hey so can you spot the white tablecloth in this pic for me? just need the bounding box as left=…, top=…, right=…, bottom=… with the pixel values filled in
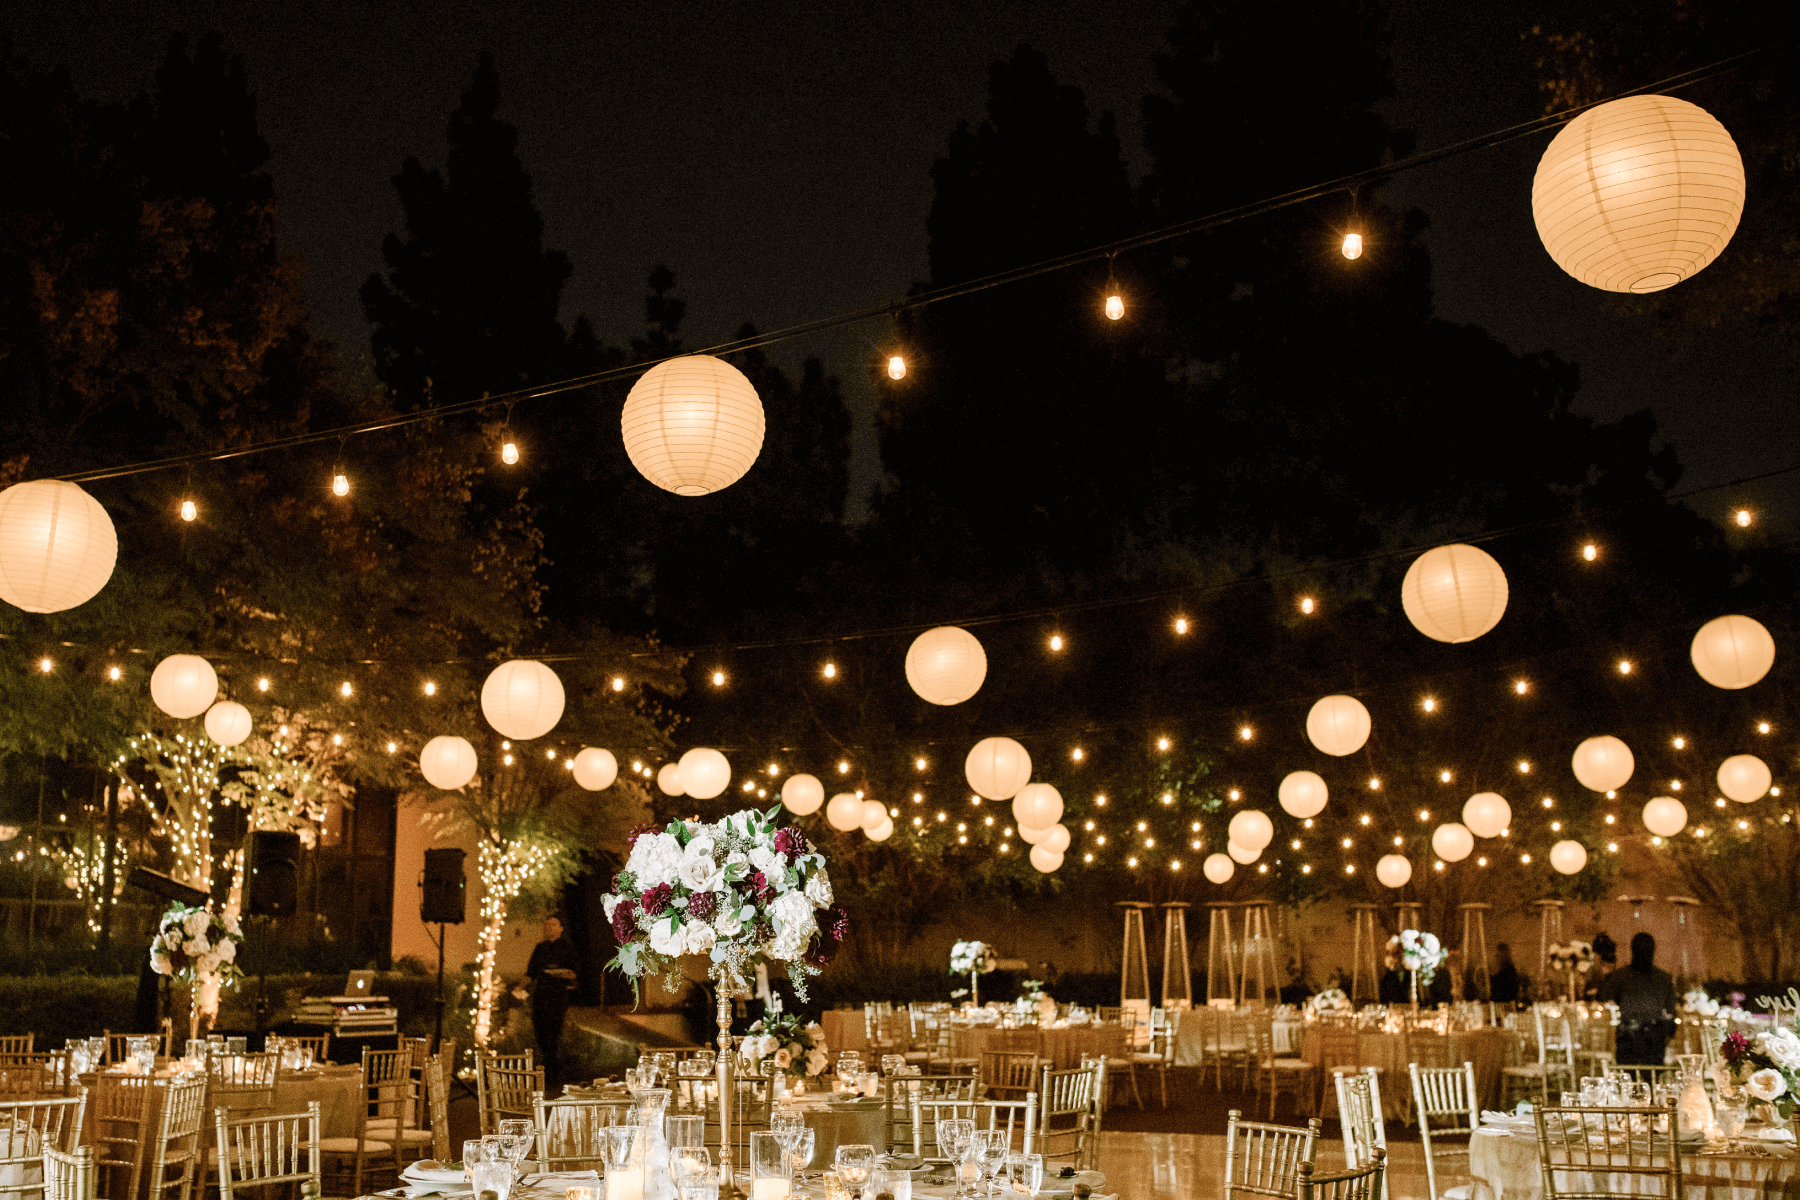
left=1469, top=1123, right=1800, bottom=1200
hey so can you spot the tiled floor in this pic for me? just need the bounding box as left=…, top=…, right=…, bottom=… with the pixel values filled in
left=1097, top=1132, right=1441, bottom=1200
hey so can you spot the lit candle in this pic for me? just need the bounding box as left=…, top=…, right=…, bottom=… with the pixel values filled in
left=751, top=1180, right=791, bottom=1200
left=606, top=1168, right=644, bottom=1200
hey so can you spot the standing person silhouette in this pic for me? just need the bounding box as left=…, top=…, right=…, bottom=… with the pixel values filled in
left=1599, top=932, right=1678, bottom=1067
left=525, top=915, right=578, bottom=1095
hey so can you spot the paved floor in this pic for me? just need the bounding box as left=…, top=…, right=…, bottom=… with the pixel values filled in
left=1098, top=1132, right=1438, bottom=1200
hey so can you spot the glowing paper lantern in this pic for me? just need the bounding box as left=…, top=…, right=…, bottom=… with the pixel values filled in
left=1549, top=840, right=1588, bottom=875
left=1375, top=855, right=1412, bottom=889
left=1012, top=783, right=1064, bottom=831
left=150, top=655, right=218, bottom=719
left=860, top=799, right=888, bottom=834
left=419, top=736, right=478, bottom=790
left=1718, top=754, right=1771, bottom=803
left=1401, top=544, right=1508, bottom=644
left=1643, top=796, right=1688, bottom=837
left=620, top=355, right=765, bottom=495
left=1463, top=793, right=1511, bottom=839
left=1278, top=771, right=1329, bottom=819
left=677, top=747, right=731, bottom=800
left=1533, top=95, right=1745, bottom=294
left=781, top=773, right=824, bottom=815
left=825, top=793, right=864, bottom=831
left=480, top=660, right=565, bottom=740
left=1203, top=853, right=1234, bottom=884
left=905, top=626, right=988, bottom=706
left=1017, top=823, right=1049, bottom=845
left=1029, top=844, right=1064, bottom=873
left=866, top=816, right=894, bottom=842
left=572, top=748, right=618, bottom=791
left=1690, top=615, right=1775, bottom=690
left=1431, top=823, right=1475, bottom=863
left=1228, top=809, right=1273, bottom=851
left=966, top=737, right=1032, bottom=800
left=1040, top=824, right=1071, bottom=854
left=203, top=701, right=252, bottom=747
left=657, top=764, right=685, bottom=796
left=1306, top=695, right=1371, bottom=757
left=1571, top=736, right=1635, bottom=793
left=1227, top=841, right=1260, bottom=865
left=0, top=480, right=117, bottom=613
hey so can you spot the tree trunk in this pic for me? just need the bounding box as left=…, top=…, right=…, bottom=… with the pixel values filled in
left=473, top=901, right=508, bottom=1048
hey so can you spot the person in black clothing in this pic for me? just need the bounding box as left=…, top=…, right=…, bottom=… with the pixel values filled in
left=1490, top=943, right=1523, bottom=1005
left=1377, top=966, right=1410, bottom=1004
left=1586, top=933, right=1617, bottom=999
left=526, top=915, right=578, bottom=1095
left=1599, top=932, right=1679, bottom=1067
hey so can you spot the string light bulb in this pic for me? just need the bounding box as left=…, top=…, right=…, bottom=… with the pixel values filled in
left=501, top=441, right=520, bottom=465
left=612, top=677, right=626, bottom=692
left=1582, top=543, right=1597, bottom=561
left=1736, top=509, right=1753, bottom=527
left=108, top=666, right=122, bottom=681
left=1174, top=617, right=1189, bottom=635
left=711, top=670, right=726, bottom=686
left=1618, top=660, right=1633, bottom=675
left=1342, top=232, right=1363, bottom=260
left=1049, top=634, right=1064, bottom=652
left=339, top=681, right=353, bottom=698
left=886, top=355, right=906, bottom=380
left=822, top=662, right=837, bottom=679
left=38, top=657, right=53, bottom=673
left=1104, top=292, right=1124, bottom=321
left=1238, top=726, right=1253, bottom=741
left=179, top=499, right=197, bottom=522
left=332, top=472, right=349, bottom=497
left=423, top=681, right=436, bottom=696
left=1422, top=697, right=1437, bottom=712
left=1299, top=596, right=1316, bottom=615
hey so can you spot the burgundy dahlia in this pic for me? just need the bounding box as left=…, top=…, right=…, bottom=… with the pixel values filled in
left=625, top=822, right=662, bottom=850
left=826, top=906, right=850, bottom=942
left=748, top=871, right=776, bottom=906
left=773, top=827, right=808, bottom=862
left=610, top=899, right=638, bottom=942
left=641, top=882, right=674, bottom=917
left=1722, top=1031, right=1751, bottom=1063
left=687, top=891, right=717, bottom=921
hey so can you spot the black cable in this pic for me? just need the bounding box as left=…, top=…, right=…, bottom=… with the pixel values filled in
left=54, top=37, right=1796, bottom=486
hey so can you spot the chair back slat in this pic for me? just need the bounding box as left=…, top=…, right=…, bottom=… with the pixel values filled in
left=1298, top=1148, right=1385, bottom=1200
left=1533, top=1102, right=1682, bottom=1200
left=215, top=1101, right=321, bottom=1200
left=532, top=1094, right=635, bottom=1172
left=907, top=1097, right=1037, bottom=1158
left=1225, top=1109, right=1321, bottom=1200
left=883, top=1074, right=976, bottom=1154
left=1035, top=1064, right=1100, bottom=1169
left=427, top=1055, right=453, bottom=1162
left=40, top=1145, right=96, bottom=1200
left=478, top=1056, right=544, bottom=1134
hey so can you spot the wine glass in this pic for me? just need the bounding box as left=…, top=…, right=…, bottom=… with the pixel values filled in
left=977, top=1131, right=1008, bottom=1198
left=834, top=1144, right=875, bottom=1199
left=673, top=1147, right=714, bottom=1200
left=936, top=1117, right=973, bottom=1165
left=498, top=1118, right=535, bottom=1180
left=791, top=1129, right=815, bottom=1185
left=1010, top=1152, right=1044, bottom=1197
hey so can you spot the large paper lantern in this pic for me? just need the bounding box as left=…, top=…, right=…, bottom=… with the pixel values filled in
left=202, top=701, right=252, bottom=747
left=1533, top=95, right=1744, bottom=294
left=572, top=748, right=618, bottom=791
left=1691, top=615, right=1775, bottom=690
left=1401, top=544, right=1508, bottom=644
left=1718, top=754, right=1771, bottom=803
left=905, top=626, right=988, bottom=706
left=0, top=479, right=117, bottom=613
left=1431, top=823, right=1475, bottom=863
left=657, top=763, right=686, bottom=796
left=1643, top=796, right=1688, bottom=837
left=1463, top=793, right=1512, bottom=839
left=420, top=736, right=478, bottom=790
left=1029, top=844, right=1064, bottom=873
left=150, top=655, right=218, bottom=719
left=1203, top=854, right=1234, bottom=884
left=866, top=816, right=894, bottom=842
left=825, top=793, right=864, bottom=831
left=1549, top=840, right=1588, bottom=875
left=677, top=748, right=731, bottom=800
left=1017, top=823, right=1049, bottom=845
left=480, top=660, right=565, bottom=740
left=1012, top=783, right=1064, bottom=831
left=1228, top=809, right=1274, bottom=851
left=1375, top=854, right=1412, bottom=889
left=1306, top=695, right=1371, bottom=757
left=1040, top=824, right=1071, bottom=854
left=966, top=737, right=1032, bottom=800
left=1278, top=771, right=1329, bottom=819
left=860, top=799, right=889, bottom=834
left=1572, top=736, right=1635, bottom=793
left=621, top=355, right=765, bottom=495
left=1227, top=841, right=1260, bottom=865
left=781, top=773, right=824, bottom=815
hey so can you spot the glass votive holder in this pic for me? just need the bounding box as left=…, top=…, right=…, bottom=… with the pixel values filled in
left=749, top=1131, right=791, bottom=1200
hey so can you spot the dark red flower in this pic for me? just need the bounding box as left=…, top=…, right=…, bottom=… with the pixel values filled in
left=748, top=871, right=776, bottom=906
left=752, top=921, right=775, bottom=946
left=826, top=906, right=849, bottom=942
left=641, top=883, right=674, bottom=917
left=610, top=899, right=638, bottom=942
left=625, top=822, right=662, bottom=850
left=687, top=891, right=717, bottom=921
left=773, top=827, right=808, bottom=862
left=805, top=943, right=836, bottom=969
left=1722, top=1031, right=1751, bottom=1062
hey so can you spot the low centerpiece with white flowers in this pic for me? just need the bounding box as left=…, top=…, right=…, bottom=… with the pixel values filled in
left=950, top=939, right=999, bottom=1007
left=150, top=903, right=245, bottom=1042
left=1307, top=986, right=1353, bottom=1019
left=740, top=1012, right=831, bottom=1085
left=1720, top=1021, right=1800, bottom=1119
left=1546, top=940, right=1596, bottom=1000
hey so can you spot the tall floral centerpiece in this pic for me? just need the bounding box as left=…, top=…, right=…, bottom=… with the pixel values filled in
left=1546, top=941, right=1596, bottom=1000
left=149, top=903, right=244, bottom=1045
left=1388, top=930, right=1447, bottom=1008
left=950, top=940, right=998, bottom=1007
left=604, top=808, right=846, bottom=1194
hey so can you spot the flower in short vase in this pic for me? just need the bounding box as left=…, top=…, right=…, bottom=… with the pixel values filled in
left=1748, top=1069, right=1788, bottom=1101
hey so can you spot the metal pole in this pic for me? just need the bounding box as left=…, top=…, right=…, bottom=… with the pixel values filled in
left=435, top=923, right=447, bottom=1053
left=27, top=764, right=44, bottom=949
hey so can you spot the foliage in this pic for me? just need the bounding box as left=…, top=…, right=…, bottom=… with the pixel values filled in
left=741, top=1012, right=830, bottom=1079
left=150, top=902, right=243, bottom=984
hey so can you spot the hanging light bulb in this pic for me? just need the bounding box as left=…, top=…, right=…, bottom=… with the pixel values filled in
left=887, top=355, right=906, bottom=380
left=332, top=472, right=349, bottom=497
left=179, top=499, right=197, bottom=522
left=501, top=441, right=520, bottom=465
left=1342, top=232, right=1363, bottom=260
left=1104, top=292, right=1124, bottom=321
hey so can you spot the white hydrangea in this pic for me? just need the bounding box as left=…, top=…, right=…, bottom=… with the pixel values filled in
left=627, top=833, right=685, bottom=889
left=184, top=909, right=211, bottom=938
left=683, top=922, right=717, bottom=955
left=804, top=870, right=833, bottom=908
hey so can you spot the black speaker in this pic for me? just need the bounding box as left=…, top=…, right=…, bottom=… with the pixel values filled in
left=422, top=848, right=466, bottom=924
left=247, top=831, right=300, bottom=917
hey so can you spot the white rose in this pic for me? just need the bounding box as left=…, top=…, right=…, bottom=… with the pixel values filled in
left=1760, top=1029, right=1800, bottom=1069
left=683, top=922, right=717, bottom=956
left=648, top=921, right=685, bottom=957
left=184, top=910, right=211, bottom=937
left=806, top=1021, right=826, bottom=1042
left=804, top=871, right=834, bottom=909
left=805, top=1047, right=830, bottom=1076
left=1749, top=1068, right=1788, bottom=1101
left=216, top=938, right=236, bottom=963
left=183, top=938, right=208, bottom=957
left=685, top=833, right=717, bottom=861
left=748, top=846, right=782, bottom=878
left=679, top=851, right=723, bottom=893
left=714, top=910, right=744, bottom=938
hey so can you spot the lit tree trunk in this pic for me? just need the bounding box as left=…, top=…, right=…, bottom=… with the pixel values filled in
left=472, top=838, right=550, bottom=1048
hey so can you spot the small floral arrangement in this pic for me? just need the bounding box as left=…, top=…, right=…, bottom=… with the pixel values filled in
left=150, top=903, right=244, bottom=985
left=1547, top=941, right=1595, bottom=975
left=1684, top=989, right=1721, bottom=1016
left=1721, top=1021, right=1800, bottom=1115
left=740, top=1012, right=830, bottom=1080
left=1020, top=979, right=1046, bottom=1001
left=1307, top=986, right=1353, bottom=1017
left=603, top=808, right=847, bottom=1002
left=950, top=940, right=998, bottom=975
left=1388, top=930, right=1447, bottom=984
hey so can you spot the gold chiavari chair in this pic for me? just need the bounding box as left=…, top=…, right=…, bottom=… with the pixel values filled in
left=90, top=1074, right=155, bottom=1200
left=1410, top=1061, right=1478, bottom=1200
left=882, top=1073, right=977, bottom=1154
left=1334, top=1070, right=1389, bottom=1200
left=2, top=1095, right=87, bottom=1200
left=1225, top=1109, right=1321, bottom=1200
left=1533, top=1102, right=1682, bottom=1200
left=147, top=1077, right=209, bottom=1200
left=1035, top=1063, right=1101, bottom=1171
left=908, top=1096, right=1036, bottom=1157
left=214, top=1102, right=321, bottom=1200
left=477, top=1055, right=544, bottom=1134
left=40, top=1145, right=97, bottom=1200
left=532, top=1093, right=635, bottom=1172
left=0, top=1038, right=32, bottom=1057
left=1297, top=1148, right=1386, bottom=1200
left=979, top=1052, right=1041, bottom=1101
left=1250, top=1019, right=1314, bottom=1120
left=361, top=1047, right=433, bottom=1163
left=425, top=1055, right=453, bottom=1162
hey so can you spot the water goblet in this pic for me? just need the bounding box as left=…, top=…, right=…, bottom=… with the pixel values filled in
left=674, top=1148, right=716, bottom=1200
left=834, top=1144, right=874, bottom=1200
left=977, top=1131, right=1009, bottom=1198
left=463, top=1138, right=486, bottom=1178
left=791, top=1129, right=815, bottom=1185
left=498, top=1118, right=535, bottom=1179
left=936, top=1117, right=974, bottom=1168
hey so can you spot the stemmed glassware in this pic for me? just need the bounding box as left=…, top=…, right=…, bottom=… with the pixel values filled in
left=790, top=1129, right=815, bottom=1185
left=936, top=1118, right=975, bottom=1196
left=976, top=1131, right=1009, bottom=1198
left=497, top=1118, right=534, bottom=1180
left=834, top=1144, right=875, bottom=1199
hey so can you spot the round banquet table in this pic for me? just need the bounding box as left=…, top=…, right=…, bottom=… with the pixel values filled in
left=783, top=1094, right=885, bottom=1163
left=1469, top=1121, right=1800, bottom=1200
left=1299, top=1028, right=1517, bottom=1121
left=955, top=1024, right=1121, bottom=1070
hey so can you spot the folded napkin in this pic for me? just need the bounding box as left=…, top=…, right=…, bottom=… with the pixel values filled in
left=402, top=1166, right=468, bottom=1183
left=529, top=1172, right=600, bottom=1182
left=1474, top=1127, right=1514, bottom=1138
left=1753, top=1126, right=1796, bottom=1142
left=396, top=1184, right=470, bottom=1198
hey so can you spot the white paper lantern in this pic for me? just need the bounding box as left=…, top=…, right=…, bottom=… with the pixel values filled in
left=966, top=737, right=1032, bottom=800
left=866, top=816, right=895, bottom=842
left=1533, top=95, right=1744, bottom=294
left=825, top=793, right=864, bottom=831
left=677, top=747, right=731, bottom=800
left=1375, top=854, right=1412, bottom=889
left=1306, top=695, right=1372, bottom=757
left=905, top=626, right=988, bottom=706
left=150, top=655, right=218, bottom=719
left=1228, top=809, right=1274, bottom=851
left=1718, top=754, right=1772, bottom=803
left=621, top=355, right=764, bottom=495
left=1571, top=735, right=1635, bottom=793
left=1278, top=771, right=1329, bottom=819
left=1691, top=615, right=1775, bottom=690
left=420, top=735, right=478, bottom=790
left=1017, top=823, right=1049, bottom=845
left=1401, top=544, right=1508, bottom=644
left=1012, top=783, right=1064, bottom=831
left=1431, top=822, right=1475, bottom=863
left=1203, top=853, right=1235, bottom=884
left=1029, top=844, right=1064, bottom=873
left=1549, top=840, right=1588, bottom=875
left=572, top=748, right=618, bottom=791
left=860, top=799, right=889, bottom=834
left=1463, top=793, right=1512, bottom=839
left=0, top=480, right=117, bottom=613
left=203, top=701, right=252, bottom=747
left=1643, top=796, right=1688, bottom=837
left=657, top=763, right=686, bottom=796
left=1040, top=824, right=1071, bottom=854
left=480, top=660, right=565, bottom=740
left=1227, top=840, right=1260, bottom=865
left=781, top=773, right=825, bottom=816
